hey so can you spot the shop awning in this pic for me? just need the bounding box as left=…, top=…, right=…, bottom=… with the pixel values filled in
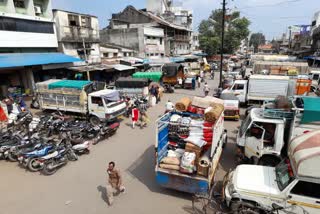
left=0, top=53, right=83, bottom=69
left=68, top=64, right=113, bottom=73
left=112, top=64, right=136, bottom=71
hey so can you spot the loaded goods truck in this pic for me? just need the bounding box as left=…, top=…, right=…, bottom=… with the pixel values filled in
left=155, top=108, right=227, bottom=193
left=36, top=79, right=126, bottom=125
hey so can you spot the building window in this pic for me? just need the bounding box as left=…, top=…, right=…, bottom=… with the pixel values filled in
left=81, top=16, right=91, bottom=28
left=0, top=17, right=54, bottom=34
left=160, top=38, right=163, bottom=45
left=150, top=53, right=154, bottom=56
left=161, top=53, right=164, bottom=57
left=68, top=14, right=80, bottom=27
left=124, top=52, right=127, bottom=57
left=113, top=53, right=118, bottom=58
left=13, top=0, right=25, bottom=8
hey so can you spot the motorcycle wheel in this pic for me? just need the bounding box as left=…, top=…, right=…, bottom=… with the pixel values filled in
left=8, top=152, right=18, bottom=162
left=28, top=158, right=44, bottom=172
left=67, top=151, right=78, bottom=161
left=42, top=161, right=58, bottom=176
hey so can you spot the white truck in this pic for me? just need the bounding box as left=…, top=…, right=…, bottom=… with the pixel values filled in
left=155, top=111, right=227, bottom=193
left=36, top=79, right=127, bottom=125
left=224, top=129, right=320, bottom=214
left=223, top=75, right=294, bottom=105
left=236, top=96, right=320, bottom=166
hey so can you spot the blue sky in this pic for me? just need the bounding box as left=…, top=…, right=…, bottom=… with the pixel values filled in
left=52, top=0, right=320, bottom=40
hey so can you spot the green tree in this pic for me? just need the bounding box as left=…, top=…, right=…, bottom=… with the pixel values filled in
left=198, top=9, right=250, bottom=55
left=249, top=33, right=266, bottom=53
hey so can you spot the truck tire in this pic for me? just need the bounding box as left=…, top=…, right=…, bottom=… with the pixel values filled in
left=258, top=156, right=280, bottom=167
left=89, top=116, right=100, bottom=126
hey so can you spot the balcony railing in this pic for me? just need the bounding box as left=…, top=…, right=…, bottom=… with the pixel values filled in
left=174, top=35, right=191, bottom=42
left=60, top=26, right=100, bottom=43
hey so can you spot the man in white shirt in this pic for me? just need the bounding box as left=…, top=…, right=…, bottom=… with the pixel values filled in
left=165, top=100, right=174, bottom=113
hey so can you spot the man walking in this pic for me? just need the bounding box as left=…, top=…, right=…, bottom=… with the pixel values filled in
left=106, top=161, right=125, bottom=206
left=204, top=82, right=210, bottom=96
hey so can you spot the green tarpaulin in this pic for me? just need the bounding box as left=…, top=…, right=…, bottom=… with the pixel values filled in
left=48, top=80, right=92, bottom=90
left=132, top=72, right=162, bottom=82
left=301, top=97, right=320, bottom=124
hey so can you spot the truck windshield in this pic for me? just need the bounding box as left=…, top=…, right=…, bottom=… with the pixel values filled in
left=239, top=115, right=251, bottom=137
left=275, top=160, right=294, bottom=191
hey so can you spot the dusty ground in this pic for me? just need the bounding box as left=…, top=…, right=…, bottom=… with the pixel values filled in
left=0, top=73, right=241, bottom=214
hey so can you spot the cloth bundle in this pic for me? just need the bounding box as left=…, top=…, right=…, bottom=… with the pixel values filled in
left=192, top=96, right=224, bottom=109
left=179, top=152, right=196, bottom=174
left=204, top=104, right=224, bottom=123
left=175, top=97, right=192, bottom=112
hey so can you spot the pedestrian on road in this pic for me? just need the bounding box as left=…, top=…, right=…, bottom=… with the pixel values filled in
left=204, top=82, right=210, bottom=97
left=131, top=106, right=139, bottom=129
left=106, top=161, right=125, bottom=206
left=139, top=110, right=149, bottom=128
left=165, top=100, right=174, bottom=113
left=200, top=70, right=204, bottom=82
left=197, top=76, right=201, bottom=88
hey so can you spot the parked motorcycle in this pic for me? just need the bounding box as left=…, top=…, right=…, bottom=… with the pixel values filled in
left=18, top=143, right=56, bottom=172
left=40, top=141, right=78, bottom=175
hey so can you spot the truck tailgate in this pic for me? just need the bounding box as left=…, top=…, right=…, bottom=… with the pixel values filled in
left=155, top=167, right=209, bottom=193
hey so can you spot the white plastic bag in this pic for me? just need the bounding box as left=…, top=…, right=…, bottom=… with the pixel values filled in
left=180, top=152, right=196, bottom=174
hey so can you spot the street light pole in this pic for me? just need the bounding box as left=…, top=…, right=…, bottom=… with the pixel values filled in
left=219, top=0, right=227, bottom=88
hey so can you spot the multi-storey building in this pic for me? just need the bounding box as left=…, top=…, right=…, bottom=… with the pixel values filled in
left=53, top=9, right=101, bottom=64
left=0, top=0, right=81, bottom=97
left=100, top=6, right=191, bottom=57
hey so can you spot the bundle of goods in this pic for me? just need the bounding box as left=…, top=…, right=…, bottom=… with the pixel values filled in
left=159, top=112, right=220, bottom=176
left=186, top=97, right=224, bottom=117
left=192, top=96, right=224, bottom=109
left=168, top=114, right=191, bottom=135
left=175, top=97, right=192, bottom=112
left=204, top=104, right=224, bottom=123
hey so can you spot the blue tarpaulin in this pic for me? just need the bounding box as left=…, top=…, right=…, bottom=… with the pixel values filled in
left=0, top=53, right=83, bottom=68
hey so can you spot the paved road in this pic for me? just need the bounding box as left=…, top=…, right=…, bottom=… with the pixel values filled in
left=0, top=73, right=240, bottom=214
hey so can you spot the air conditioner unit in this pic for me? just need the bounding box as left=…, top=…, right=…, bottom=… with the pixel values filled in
left=34, top=6, right=42, bottom=14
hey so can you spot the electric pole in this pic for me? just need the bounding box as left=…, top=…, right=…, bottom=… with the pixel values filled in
left=219, top=0, right=227, bottom=88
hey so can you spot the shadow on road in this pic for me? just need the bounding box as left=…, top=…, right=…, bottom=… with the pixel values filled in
left=97, top=185, right=108, bottom=204
left=126, top=145, right=191, bottom=200
left=182, top=205, right=196, bottom=214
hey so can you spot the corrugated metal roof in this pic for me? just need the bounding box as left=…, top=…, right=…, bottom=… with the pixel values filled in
left=112, top=64, right=136, bottom=71
left=68, top=64, right=113, bottom=72
left=0, top=53, right=83, bottom=68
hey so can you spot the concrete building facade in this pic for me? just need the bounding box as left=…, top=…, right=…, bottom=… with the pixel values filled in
left=100, top=44, right=135, bottom=59
left=53, top=9, right=101, bottom=64
left=100, top=6, right=191, bottom=57
left=0, top=0, right=57, bottom=53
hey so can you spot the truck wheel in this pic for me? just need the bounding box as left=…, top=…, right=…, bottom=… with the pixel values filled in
left=258, top=156, right=280, bottom=167
left=89, top=116, right=100, bottom=126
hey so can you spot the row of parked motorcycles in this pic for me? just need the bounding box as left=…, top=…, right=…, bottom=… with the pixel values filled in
left=0, top=111, right=120, bottom=175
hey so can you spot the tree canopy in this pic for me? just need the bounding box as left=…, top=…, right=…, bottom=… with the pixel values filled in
left=249, top=33, right=266, bottom=52
left=198, top=10, right=250, bottom=55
